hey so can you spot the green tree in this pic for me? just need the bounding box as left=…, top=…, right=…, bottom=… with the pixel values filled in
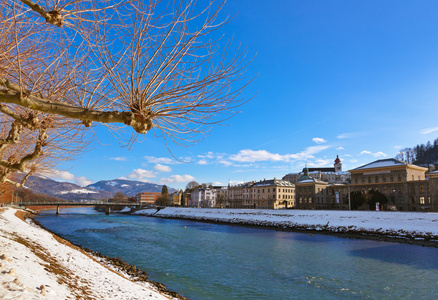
left=350, top=191, right=366, bottom=210
left=367, top=189, right=388, bottom=210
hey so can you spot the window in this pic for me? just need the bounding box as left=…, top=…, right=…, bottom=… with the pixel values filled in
left=368, top=177, right=371, bottom=183
left=420, top=185, right=424, bottom=193
left=420, top=197, right=425, bottom=204
left=375, top=176, right=379, bottom=183
left=390, top=175, right=393, bottom=182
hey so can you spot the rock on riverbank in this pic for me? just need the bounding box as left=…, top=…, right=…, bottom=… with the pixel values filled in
left=0, top=207, right=173, bottom=299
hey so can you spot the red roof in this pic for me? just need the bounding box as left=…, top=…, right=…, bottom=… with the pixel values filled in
left=334, top=155, right=341, bottom=164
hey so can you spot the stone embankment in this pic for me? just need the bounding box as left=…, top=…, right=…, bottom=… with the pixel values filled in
left=132, top=207, right=438, bottom=247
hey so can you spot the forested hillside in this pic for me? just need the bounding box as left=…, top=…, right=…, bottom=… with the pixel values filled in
left=395, top=137, right=438, bottom=165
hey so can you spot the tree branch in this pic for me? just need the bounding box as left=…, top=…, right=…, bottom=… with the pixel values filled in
left=0, top=78, right=153, bottom=133
left=19, top=0, right=63, bottom=26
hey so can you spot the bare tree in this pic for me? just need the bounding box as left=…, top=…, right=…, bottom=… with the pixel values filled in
left=0, top=0, right=251, bottom=186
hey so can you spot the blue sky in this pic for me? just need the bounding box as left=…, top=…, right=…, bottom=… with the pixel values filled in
left=48, top=1, right=438, bottom=190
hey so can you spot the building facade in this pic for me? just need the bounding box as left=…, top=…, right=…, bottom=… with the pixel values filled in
left=136, top=192, right=161, bottom=205
left=228, top=178, right=295, bottom=209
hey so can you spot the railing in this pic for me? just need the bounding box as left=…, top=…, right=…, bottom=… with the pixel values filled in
left=18, top=201, right=144, bottom=207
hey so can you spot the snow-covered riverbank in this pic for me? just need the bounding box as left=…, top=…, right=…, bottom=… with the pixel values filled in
left=133, top=207, right=438, bottom=244
left=0, top=207, right=173, bottom=300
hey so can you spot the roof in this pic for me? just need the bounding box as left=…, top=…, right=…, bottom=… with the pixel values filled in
left=253, top=179, right=294, bottom=187
left=307, top=167, right=335, bottom=172
left=351, top=158, right=408, bottom=171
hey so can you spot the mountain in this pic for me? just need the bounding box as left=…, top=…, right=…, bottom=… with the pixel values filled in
left=22, top=176, right=176, bottom=201
left=87, top=179, right=177, bottom=197
left=23, top=175, right=111, bottom=201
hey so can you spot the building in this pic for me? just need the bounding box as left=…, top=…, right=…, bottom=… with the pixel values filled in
left=299, top=158, right=438, bottom=212
left=228, top=178, right=295, bottom=209
left=190, top=188, right=218, bottom=208
left=347, top=158, right=433, bottom=211
left=167, top=191, right=183, bottom=206
left=283, top=155, right=351, bottom=184
left=136, top=192, right=161, bottom=205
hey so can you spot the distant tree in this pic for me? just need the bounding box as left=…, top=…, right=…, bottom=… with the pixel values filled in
left=180, top=191, right=185, bottom=206
left=161, top=185, right=168, bottom=195
left=350, top=191, right=366, bottom=210
left=186, top=181, right=200, bottom=191
left=157, top=185, right=169, bottom=206
left=367, top=189, right=388, bottom=210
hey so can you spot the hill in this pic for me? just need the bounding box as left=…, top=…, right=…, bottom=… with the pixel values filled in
left=21, top=176, right=176, bottom=201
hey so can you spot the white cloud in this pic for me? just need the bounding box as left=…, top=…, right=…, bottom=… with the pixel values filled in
left=75, top=176, right=93, bottom=186
left=394, top=145, right=402, bottom=150
left=360, top=151, right=387, bottom=157
left=197, top=159, right=208, bottom=165
left=127, top=168, right=156, bottom=180
left=229, top=146, right=330, bottom=163
left=420, top=127, right=438, bottom=135
left=110, top=157, right=128, bottom=161
left=219, top=160, right=233, bottom=166
left=44, top=170, right=93, bottom=187
left=153, top=164, right=172, bottom=172
left=229, top=150, right=284, bottom=162
left=312, top=137, right=327, bottom=144
left=144, top=156, right=176, bottom=165
left=336, top=147, right=344, bottom=150
left=48, top=170, right=75, bottom=181
left=307, top=159, right=331, bottom=168
left=350, top=159, right=358, bottom=163
left=337, top=132, right=360, bottom=139
left=161, top=174, right=195, bottom=184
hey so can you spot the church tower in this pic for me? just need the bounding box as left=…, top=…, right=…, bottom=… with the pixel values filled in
left=334, top=155, right=342, bottom=173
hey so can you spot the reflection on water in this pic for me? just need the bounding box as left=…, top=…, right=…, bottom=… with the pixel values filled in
left=36, top=208, right=438, bottom=300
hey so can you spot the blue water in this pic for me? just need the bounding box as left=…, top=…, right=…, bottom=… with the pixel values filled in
left=35, top=208, right=438, bottom=299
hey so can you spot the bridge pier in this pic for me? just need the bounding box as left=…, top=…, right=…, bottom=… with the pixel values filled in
left=105, top=206, right=111, bottom=215
left=56, top=205, right=60, bottom=215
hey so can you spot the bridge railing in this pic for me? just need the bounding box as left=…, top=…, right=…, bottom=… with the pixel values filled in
left=18, top=201, right=145, bottom=206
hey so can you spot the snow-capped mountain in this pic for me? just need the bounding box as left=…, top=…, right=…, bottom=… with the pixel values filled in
left=22, top=176, right=176, bottom=201
left=87, top=179, right=177, bottom=196
left=23, top=175, right=110, bottom=201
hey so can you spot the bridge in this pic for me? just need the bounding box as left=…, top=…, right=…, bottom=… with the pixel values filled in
left=18, top=201, right=161, bottom=215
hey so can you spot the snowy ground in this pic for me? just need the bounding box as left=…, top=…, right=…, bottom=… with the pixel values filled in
left=134, top=207, right=438, bottom=241
left=0, top=207, right=172, bottom=300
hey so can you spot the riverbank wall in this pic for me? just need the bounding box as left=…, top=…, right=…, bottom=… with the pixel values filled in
left=132, top=207, right=438, bottom=247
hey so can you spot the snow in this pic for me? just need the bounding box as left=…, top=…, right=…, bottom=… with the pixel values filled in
left=352, top=159, right=405, bottom=170
left=119, top=207, right=131, bottom=213
left=106, top=181, right=117, bottom=186
left=58, top=189, right=97, bottom=195
left=0, top=207, right=170, bottom=299
left=134, top=207, right=438, bottom=239
left=121, top=184, right=129, bottom=188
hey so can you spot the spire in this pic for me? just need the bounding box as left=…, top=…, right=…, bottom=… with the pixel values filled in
left=334, top=154, right=341, bottom=164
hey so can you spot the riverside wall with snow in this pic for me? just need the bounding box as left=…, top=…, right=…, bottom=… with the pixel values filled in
left=0, top=207, right=173, bottom=300
left=133, top=207, right=438, bottom=243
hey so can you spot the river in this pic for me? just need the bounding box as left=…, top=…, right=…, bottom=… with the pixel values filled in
left=35, top=208, right=438, bottom=299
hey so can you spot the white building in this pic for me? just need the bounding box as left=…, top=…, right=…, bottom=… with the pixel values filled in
left=190, top=188, right=218, bottom=208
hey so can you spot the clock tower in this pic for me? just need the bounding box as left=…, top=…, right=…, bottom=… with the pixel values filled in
left=334, top=155, right=342, bottom=173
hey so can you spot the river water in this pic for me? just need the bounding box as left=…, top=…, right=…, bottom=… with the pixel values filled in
left=35, top=208, right=438, bottom=299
